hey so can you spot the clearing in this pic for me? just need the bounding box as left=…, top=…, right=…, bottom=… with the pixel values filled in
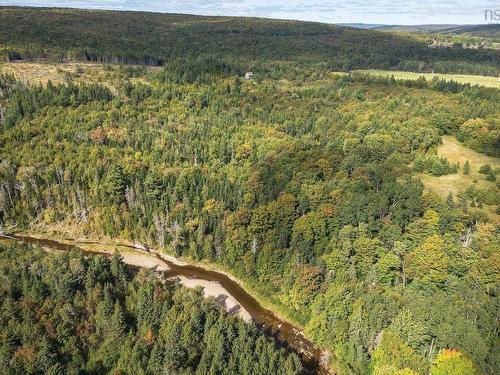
left=0, top=61, right=114, bottom=85
left=355, top=69, right=500, bottom=88
left=418, top=136, right=499, bottom=223
left=0, top=61, right=159, bottom=92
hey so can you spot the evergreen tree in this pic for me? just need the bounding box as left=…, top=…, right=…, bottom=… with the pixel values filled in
left=463, top=161, right=470, bottom=175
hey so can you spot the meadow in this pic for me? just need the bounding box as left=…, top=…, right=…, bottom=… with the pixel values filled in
left=356, top=69, right=500, bottom=88
left=418, top=136, right=500, bottom=223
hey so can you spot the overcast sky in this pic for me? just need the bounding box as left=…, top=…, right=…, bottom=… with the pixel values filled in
left=0, top=1, right=496, bottom=25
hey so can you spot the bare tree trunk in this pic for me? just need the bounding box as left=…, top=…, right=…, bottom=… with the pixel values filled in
left=428, top=337, right=435, bottom=358
left=153, top=209, right=169, bottom=249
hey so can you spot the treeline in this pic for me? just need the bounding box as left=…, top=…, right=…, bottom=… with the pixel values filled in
left=0, top=79, right=113, bottom=129
left=0, top=241, right=304, bottom=375
left=0, top=7, right=499, bottom=76
left=0, top=62, right=498, bottom=374
left=346, top=73, right=500, bottom=156
left=1, top=48, right=164, bottom=66
left=413, top=154, right=458, bottom=176
left=348, top=71, right=500, bottom=98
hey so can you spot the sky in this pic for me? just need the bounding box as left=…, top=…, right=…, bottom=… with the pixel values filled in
left=0, top=1, right=497, bottom=25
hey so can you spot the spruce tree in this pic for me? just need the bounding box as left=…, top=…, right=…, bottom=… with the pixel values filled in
left=463, top=161, right=470, bottom=175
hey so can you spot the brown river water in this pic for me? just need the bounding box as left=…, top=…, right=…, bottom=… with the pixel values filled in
left=3, top=233, right=330, bottom=375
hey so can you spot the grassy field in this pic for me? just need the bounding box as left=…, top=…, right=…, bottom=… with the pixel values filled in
left=355, top=69, right=500, bottom=88
left=418, top=136, right=499, bottom=223
left=0, top=61, right=113, bottom=85
left=0, top=61, right=159, bottom=93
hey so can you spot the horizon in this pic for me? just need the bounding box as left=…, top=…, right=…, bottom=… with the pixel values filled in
left=0, top=1, right=496, bottom=26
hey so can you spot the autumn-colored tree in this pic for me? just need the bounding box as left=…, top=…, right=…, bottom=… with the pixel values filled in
left=405, top=234, right=450, bottom=284
left=431, top=349, right=478, bottom=375
left=371, top=330, right=428, bottom=375
left=405, top=209, right=440, bottom=245
left=288, top=265, right=323, bottom=311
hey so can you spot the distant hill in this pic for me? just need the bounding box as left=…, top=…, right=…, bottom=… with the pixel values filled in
left=373, top=24, right=462, bottom=32
left=437, top=24, right=500, bottom=39
left=373, top=24, right=500, bottom=40
left=0, top=6, right=498, bottom=75
left=336, top=23, right=388, bottom=29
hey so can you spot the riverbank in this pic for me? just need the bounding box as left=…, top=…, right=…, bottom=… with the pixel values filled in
left=153, top=246, right=307, bottom=329
left=3, top=232, right=252, bottom=323
left=15, top=230, right=304, bottom=330
left=5, top=230, right=333, bottom=374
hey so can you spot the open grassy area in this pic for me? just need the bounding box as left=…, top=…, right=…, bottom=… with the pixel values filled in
left=356, top=69, right=500, bottom=88
left=0, top=61, right=113, bottom=85
left=418, top=136, right=500, bottom=223
left=0, top=61, right=159, bottom=93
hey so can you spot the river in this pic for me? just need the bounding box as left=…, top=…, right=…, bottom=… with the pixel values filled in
left=2, top=233, right=330, bottom=375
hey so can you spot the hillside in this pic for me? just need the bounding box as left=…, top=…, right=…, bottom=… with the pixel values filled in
left=374, top=24, right=500, bottom=38
left=374, top=24, right=500, bottom=51
left=1, top=59, right=498, bottom=374
left=435, top=24, right=500, bottom=39
left=0, top=6, right=499, bottom=375
left=0, top=6, right=499, bottom=76
left=373, top=24, right=463, bottom=32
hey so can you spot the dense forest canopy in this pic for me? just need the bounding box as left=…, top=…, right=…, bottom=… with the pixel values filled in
left=0, top=241, right=304, bottom=374
left=0, top=57, right=498, bottom=375
left=0, top=7, right=499, bottom=76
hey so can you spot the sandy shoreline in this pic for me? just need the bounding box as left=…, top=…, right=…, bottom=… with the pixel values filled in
left=9, top=231, right=300, bottom=327
left=3, top=231, right=334, bottom=373
left=172, top=276, right=252, bottom=322
left=120, top=252, right=171, bottom=271
left=4, top=232, right=252, bottom=322
left=105, top=249, right=253, bottom=322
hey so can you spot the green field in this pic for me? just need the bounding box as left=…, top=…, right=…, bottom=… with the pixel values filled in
left=418, top=136, right=500, bottom=223
left=356, top=69, right=500, bottom=88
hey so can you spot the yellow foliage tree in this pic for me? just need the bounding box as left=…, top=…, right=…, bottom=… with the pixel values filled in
left=431, top=349, right=478, bottom=375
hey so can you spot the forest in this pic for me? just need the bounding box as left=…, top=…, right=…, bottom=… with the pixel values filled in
left=0, top=7, right=499, bottom=76
left=0, top=55, right=498, bottom=375
left=0, top=241, right=304, bottom=374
